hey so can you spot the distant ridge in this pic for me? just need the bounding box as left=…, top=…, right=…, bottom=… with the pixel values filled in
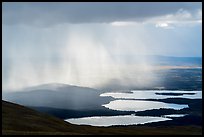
left=2, top=83, right=109, bottom=110
left=23, top=83, right=98, bottom=92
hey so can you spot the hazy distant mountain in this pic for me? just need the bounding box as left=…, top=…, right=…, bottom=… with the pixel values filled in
left=3, top=83, right=111, bottom=110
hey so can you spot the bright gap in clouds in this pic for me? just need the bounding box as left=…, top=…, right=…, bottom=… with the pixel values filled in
left=155, top=23, right=169, bottom=28
left=110, top=21, right=138, bottom=26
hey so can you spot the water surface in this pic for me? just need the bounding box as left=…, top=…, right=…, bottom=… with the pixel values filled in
left=100, top=90, right=202, bottom=99
left=65, top=115, right=172, bottom=127
left=66, top=90, right=199, bottom=127
left=162, top=114, right=187, bottom=118
left=102, top=100, right=188, bottom=112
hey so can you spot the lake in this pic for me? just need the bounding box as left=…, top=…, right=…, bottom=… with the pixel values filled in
left=102, top=100, right=188, bottom=112
left=100, top=90, right=202, bottom=99
left=66, top=114, right=172, bottom=127
left=65, top=90, right=201, bottom=127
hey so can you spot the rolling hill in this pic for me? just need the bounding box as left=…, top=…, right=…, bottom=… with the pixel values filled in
left=2, top=83, right=111, bottom=110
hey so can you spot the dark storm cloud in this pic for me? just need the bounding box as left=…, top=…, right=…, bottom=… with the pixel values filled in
left=2, top=2, right=201, bottom=26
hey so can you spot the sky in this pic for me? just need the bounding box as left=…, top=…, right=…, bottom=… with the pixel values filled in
left=2, top=2, right=202, bottom=91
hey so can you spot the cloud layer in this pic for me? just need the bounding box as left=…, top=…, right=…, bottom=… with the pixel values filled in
left=3, top=2, right=201, bottom=26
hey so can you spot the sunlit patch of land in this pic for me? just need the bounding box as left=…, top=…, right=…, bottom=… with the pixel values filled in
left=152, top=65, right=202, bottom=70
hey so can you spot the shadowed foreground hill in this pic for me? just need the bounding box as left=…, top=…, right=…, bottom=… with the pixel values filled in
left=2, top=100, right=86, bottom=135
left=2, top=100, right=202, bottom=135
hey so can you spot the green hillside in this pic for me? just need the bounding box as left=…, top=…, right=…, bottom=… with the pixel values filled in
left=2, top=100, right=202, bottom=135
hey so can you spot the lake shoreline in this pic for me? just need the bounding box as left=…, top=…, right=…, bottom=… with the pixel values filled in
left=30, top=97, right=202, bottom=127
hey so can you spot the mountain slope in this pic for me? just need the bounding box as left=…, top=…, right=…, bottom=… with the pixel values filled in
left=2, top=83, right=111, bottom=110
left=2, top=100, right=86, bottom=135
